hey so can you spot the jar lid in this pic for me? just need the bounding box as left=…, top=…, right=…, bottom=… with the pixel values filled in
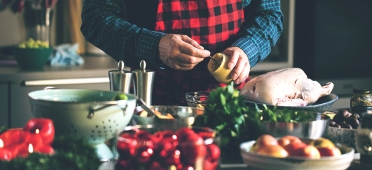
left=353, top=88, right=370, bottom=94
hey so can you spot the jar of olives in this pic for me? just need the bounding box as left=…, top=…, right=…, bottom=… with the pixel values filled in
left=350, top=89, right=372, bottom=117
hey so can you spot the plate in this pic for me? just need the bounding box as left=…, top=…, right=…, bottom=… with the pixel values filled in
left=245, top=93, right=338, bottom=113
left=240, top=139, right=354, bottom=170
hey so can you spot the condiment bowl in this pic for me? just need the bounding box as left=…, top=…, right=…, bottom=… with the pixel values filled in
left=13, top=46, right=53, bottom=69
left=185, top=91, right=209, bottom=109
left=207, top=53, right=232, bottom=84
left=131, top=105, right=204, bottom=131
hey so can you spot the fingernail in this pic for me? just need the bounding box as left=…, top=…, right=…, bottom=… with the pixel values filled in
left=232, top=74, right=237, bottom=80
left=228, top=63, right=234, bottom=69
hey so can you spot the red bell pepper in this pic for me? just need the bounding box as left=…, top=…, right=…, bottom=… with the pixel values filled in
left=23, top=118, right=55, bottom=145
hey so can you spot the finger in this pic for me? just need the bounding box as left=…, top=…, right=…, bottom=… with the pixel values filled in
left=231, top=59, right=250, bottom=84
left=179, top=44, right=210, bottom=58
left=176, top=52, right=204, bottom=64
left=180, top=35, right=204, bottom=50
left=226, top=51, right=239, bottom=70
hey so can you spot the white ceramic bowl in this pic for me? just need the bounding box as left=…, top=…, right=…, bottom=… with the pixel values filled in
left=240, top=139, right=355, bottom=170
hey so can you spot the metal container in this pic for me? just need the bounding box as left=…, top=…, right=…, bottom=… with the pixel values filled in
left=258, top=119, right=330, bottom=139
left=28, top=88, right=137, bottom=161
left=108, top=61, right=134, bottom=94
left=133, top=60, right=155, bottom=106
left=131, top=105, right=204, bottom=131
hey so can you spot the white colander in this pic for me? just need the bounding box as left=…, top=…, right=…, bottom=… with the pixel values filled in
left=28, top=89, right=136, bottom=161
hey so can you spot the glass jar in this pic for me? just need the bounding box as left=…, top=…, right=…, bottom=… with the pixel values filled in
left=355, top=114, right=372, bottom=164
left=350, top=89, right=372, bottom=117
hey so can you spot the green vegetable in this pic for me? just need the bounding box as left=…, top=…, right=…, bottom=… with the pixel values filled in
left=0, top=134, right=101, bottom=170
left=111, top=93, right=128, bottom=101
left=192, top=82, right=317, bottom=159
left=18, top=38, right=49, bottom=49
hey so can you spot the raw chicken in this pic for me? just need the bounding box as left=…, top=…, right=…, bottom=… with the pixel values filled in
left=239, top=68, right=334, bottom=106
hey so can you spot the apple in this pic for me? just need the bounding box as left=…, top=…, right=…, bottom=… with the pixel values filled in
left=256, top=145, right=288, bottom=158
left=317, top=147, right=342, bottom=157
left=283, top=142, right=307, bottom=156
left=251, top=134, right=278, bottom=152
left=309, top=137, right=335, bottom=149
left=292, top=145, right=321, bottom=159
left=278, top=135, right=302, bottom=147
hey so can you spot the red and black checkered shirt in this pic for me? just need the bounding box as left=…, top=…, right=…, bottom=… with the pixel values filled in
left=153, top=0, right=245, bottom=105
left=81, top=0, right=284, bottom=105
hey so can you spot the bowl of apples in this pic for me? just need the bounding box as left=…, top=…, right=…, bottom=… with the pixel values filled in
left=240, top=134, right=355, bottom=170
left=13, top=38, right=53, bottom=69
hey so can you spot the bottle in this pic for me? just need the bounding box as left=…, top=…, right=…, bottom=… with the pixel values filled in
left=350, top=89, right=372, bottom=117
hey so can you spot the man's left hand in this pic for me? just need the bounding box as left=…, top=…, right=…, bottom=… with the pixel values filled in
left=222, top=47, right=250, bottom=84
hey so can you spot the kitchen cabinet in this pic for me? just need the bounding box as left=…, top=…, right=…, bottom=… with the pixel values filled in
left=0, top=83, right=9, bottom=128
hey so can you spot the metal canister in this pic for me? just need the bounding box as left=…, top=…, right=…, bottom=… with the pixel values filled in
left=108, top=61, right=134, bottom=94
left=350, top=88, right=372, bottom=117
left=133, top=60, right=155, bottom=106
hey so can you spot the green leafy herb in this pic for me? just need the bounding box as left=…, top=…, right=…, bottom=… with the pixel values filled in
left=193, top=82, right=318, bottom=159
left=0, top=134, right=101, bottom=170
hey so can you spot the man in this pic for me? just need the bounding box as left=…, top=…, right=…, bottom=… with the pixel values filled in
left=81, top=0, right=283, bottom=105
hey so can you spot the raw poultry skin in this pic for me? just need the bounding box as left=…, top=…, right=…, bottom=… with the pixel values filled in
left=239, top=68, right=334, bottom=106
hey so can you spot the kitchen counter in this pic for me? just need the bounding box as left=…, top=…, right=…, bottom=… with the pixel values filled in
left=0, top=54, right=125, bottom=82
left=98, top=153, right=363, bottom=170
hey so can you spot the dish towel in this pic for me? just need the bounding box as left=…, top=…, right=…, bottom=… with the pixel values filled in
left=49, top=43, right=84, bottom=66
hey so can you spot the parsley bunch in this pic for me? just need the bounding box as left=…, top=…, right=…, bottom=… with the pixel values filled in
left=0, top=134, right=101, bottom=170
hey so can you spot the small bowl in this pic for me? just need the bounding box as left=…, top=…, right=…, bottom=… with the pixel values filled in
left=207, top=53, right=232, bottom=84
left=13, top=46, right=53, bottom=69
left=185, top=91, right=209, bottom=108
left=131, top=106, right=204, bottom=131
left=115, top=125, right=220, bottom=170
left=240, top=138, right=355, bottom=170
left=326, top=127, right=357, bottom=152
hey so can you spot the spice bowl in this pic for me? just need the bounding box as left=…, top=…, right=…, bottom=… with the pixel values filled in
left=114, top=125, right=221, bottom=170
left=185, top=91, right=209, bottom=109
left=131, top=105, right=204, bottom=130
left=207, top=53, right=232, bottom=84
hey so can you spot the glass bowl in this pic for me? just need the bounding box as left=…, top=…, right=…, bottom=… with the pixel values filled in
left=185, top=91, right=209, bottom=109
left=115, top=125, right=220, bottom=170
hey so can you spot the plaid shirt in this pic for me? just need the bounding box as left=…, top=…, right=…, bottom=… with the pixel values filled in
left=81, top=0, right=283, bottom=105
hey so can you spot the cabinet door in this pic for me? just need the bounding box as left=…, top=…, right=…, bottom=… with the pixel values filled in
left=0, top=83, right=9, bottom=128
left=10, top=82, right=110, bottom=128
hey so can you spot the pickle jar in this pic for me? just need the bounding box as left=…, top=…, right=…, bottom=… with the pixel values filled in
left=350, top=89, right=372, bottom=116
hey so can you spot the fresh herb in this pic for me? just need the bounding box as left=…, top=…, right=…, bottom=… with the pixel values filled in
left=193, top=83, right=318, bottom=158
left=0, top=134, right=101, bottom=170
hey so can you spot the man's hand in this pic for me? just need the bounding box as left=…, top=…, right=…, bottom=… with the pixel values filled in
left=159, top=34, right=210, bottom=70
left=222, top=47, right=250, bottom=84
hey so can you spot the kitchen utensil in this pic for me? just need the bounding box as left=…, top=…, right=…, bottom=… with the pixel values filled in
left=207, top=53, right=232, bottom=84
left=245, top=93, right=338, bottom=113
left=28, top=89, right=137, bottom=161
left=136, top=97, right=155, bottom=117
left=240, top=139, right=355, bottom=170
left=131, top=105, right=204, bottom=131
left=133, top=60, right=155, bottom=106
left=108, top=61, right=134, bottom=94
left=259, top=119, right=329, bottom=139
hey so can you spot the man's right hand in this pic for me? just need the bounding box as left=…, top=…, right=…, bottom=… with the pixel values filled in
left=158, top=34, right=210, bottom=70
